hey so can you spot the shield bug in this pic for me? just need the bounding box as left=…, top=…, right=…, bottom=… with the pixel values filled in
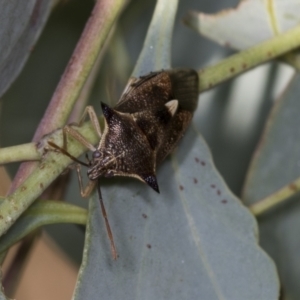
left=49, top=68, right=199, bottom=259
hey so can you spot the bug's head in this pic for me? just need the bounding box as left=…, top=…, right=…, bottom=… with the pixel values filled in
left=87, top=148, right=116, bottom=180
left=86, top=102, right=160, bottom=193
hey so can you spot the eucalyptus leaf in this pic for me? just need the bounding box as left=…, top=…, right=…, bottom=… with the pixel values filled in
left=0, top=0, right=52, bottom=97
left=0, top=200, right=87, bottom=256
left=73, top=126, right=279, bottom=299
left=183, top=0, right=300, bottom=50
left=243, top=73, right=300, bottom=298
left=132, top=0, right=178, bottom=76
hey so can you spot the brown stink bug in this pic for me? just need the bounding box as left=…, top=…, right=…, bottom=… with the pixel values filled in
left=49, top=69, right=199, bottom=259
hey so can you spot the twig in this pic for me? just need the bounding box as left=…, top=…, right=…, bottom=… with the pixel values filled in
left=248, top=177, right=300, bottom=216
left=199, top=25, right=300, bottom=92
left=10, top=0, right=126, bottom=191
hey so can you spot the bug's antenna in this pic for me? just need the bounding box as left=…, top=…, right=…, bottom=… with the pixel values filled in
left=48, top=141, right=89, bottom=167
left=97, top=179, right=117, bottom=260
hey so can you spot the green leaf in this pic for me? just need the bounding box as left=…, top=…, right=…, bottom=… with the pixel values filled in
left=243, top=73, right=300, bottom=298
left=73, top=126, right=279, bottom=299
left=132, top=0, right=178, bottom=77
left=0, top=200, right=87, bottom=256
left=0, top=1, right=52, bottom=97
left=183, top=0, right=300, bottom=50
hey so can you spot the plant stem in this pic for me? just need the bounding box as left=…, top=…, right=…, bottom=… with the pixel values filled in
left=199, top=25, right=300, bottom=92
left=0, top=121, right=98, bottom=237
left=248, top=177, right=300, bottom=216
left=11, top=0, right=126, bottom=191
left=34, top=0, right=126, bottom=139
left=0, top=200, right=87, bottom=254
left=0, top=143, right=39, bottom=165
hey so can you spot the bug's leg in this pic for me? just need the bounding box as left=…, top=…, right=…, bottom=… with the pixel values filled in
left=97, top=180, right=117, bottom=260
left=85, top=153, right=91, bottom=165
left=63, top=126, right=97, bottom=153
left=75, top=164, right=96, bottom=197
left=76, top=105, right=102, bottom=138
left=75, top=165, right=117, bottom=260
left=62, top=105, right=101, bottom=152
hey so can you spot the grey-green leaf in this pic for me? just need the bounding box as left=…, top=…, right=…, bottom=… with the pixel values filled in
left=0, top=200, right=87, bottom=258
left=0, top=0, right=51, bottom=97
left=243, top=73, right=300, bottom=298
left=183, top=0, right=300, bottom=50
left=132, top=0, right=178, bottom=77
left=73, top=126, right=279, bottom=299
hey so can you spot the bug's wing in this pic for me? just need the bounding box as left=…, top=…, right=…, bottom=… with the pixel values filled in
left=155, top=109, right=193, bottom=164
left=167, top=69, right=199, bottom=113
left=115, top=71, right=171, bottom=113
left=125, top=69, right=199, bottom=165
left=120, top=72, right=159, bottom=102
left=115, top=69, right=198, bottom=114
left=155, top=69, right=199, bottom=163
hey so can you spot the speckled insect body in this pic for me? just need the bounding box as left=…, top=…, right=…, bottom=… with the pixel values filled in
left=49, top=69, right=199, bottom=259
left=90, top=69, right=199, bottom=193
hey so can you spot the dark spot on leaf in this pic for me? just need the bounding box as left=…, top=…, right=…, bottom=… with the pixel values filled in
left=40, top=183, right=44, bottom=189
left=211, top=184, right=215, bottom=189
left=179, top=185, right=184, bottom=191
left=267, top=51, right=273, bottom=58
left=242, top=63, right=247, bottom=69
left=230, top=67, right=235, bottom=73
left=221, top=199, right=227, bottom=204
left=217, top=190, right=221, bottom=196
left=21, top=186, right=27, bottom=192
left=200, top=161, right=206, bottom=166
left=0, top=215, right=3, bottom=219
left=195, top=157, right=199, bottom=163
left=142, top=213, right=147, bottom=219
left=193, top=178, right=198, bottom=184
left=147, top=244, right=152, bottom=249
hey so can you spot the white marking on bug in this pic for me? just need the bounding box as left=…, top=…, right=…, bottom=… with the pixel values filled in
left=165, top=99, right=178, bottom=116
